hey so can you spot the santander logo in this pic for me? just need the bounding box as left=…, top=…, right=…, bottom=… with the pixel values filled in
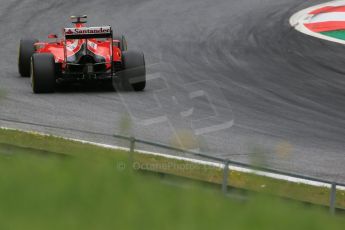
left=65, top=29, right=74, bottom=35
left=64, top=26, right=111, bottom=35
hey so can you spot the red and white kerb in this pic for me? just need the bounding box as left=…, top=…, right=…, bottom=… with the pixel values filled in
left=304, top=5, right=345, bottom=32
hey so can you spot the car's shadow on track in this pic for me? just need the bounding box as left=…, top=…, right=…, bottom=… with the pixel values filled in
left=54, top=82, right=116, bottom=94
left=54, top=82, right=146, bottom=94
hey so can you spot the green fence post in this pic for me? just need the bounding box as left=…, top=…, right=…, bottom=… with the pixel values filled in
left=222, top=161, right=230, bottom=194
left=330, top=183, right=337, bottom=214
left=129, top=137, right=135, bottom=164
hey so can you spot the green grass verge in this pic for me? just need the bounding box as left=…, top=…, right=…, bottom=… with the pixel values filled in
left=0, top=128, right=344, bottom=212
left=1, top=141, right=345, bottom=229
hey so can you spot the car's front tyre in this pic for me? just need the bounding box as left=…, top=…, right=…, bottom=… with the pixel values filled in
left=31, top=53, right=56, bottom=94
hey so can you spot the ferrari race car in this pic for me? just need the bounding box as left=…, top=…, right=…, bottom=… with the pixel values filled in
left=18, top=15, right=146, bottom=93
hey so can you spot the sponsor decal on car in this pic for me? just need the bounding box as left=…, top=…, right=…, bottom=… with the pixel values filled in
left=66, top=39, right=79, bottom=51
left=88, top=40, right=98, bottom=50
left=64, top=26, right=111, bottom=35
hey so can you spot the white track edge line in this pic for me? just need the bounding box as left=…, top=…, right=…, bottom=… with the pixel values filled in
left=1, top=126, right=344, bottom=190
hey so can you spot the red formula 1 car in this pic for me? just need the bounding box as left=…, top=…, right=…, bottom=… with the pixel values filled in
left=18, top=15, right=146, bottom=93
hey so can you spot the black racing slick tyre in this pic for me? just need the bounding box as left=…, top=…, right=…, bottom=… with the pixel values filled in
left=18, top=39, right=38, bottom=77
left=113, top=34, right=127, bottom=51
left=31, top=53, right=56, bottom=94
left=121, top=51, right=146, bottom=91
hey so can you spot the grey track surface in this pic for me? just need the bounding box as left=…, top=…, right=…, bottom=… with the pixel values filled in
left=1, top=0, right=345, bottom=182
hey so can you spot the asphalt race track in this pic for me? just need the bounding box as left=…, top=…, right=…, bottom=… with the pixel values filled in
left=1, top=0, right=345, bottom=182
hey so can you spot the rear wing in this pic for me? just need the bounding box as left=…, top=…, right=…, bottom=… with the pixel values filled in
left=64, top=26, right=113, bottom=39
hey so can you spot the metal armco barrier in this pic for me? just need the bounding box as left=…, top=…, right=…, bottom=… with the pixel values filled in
left=123, top=136, right=345, bottom=214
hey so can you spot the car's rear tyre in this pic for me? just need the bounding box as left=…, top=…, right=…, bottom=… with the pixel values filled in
left=18, top=39, right=38, bottom=77
left=31, top=53, right=56, bottom=94
left=113, top=34, right=127, bottom=51
left=120, top=51, right=146, bottom=91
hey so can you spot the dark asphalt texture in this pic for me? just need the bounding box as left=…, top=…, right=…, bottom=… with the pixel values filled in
left=1, top=0, right=345, bottom=182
